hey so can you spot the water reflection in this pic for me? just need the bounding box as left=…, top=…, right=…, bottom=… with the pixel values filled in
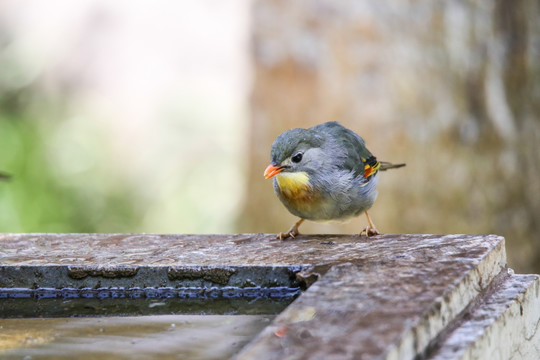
left=0, top=315, right=273, bottom=359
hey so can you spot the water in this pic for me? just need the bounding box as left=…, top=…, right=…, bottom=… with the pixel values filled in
left=0, top=287, right=299, bottom=359
left=0, top=314, right=274, bottom=359
left=0, top=287, right=299, bottom=318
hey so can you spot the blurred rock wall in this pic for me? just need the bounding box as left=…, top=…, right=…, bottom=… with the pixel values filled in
left=239, top=0, right=540, bottom=273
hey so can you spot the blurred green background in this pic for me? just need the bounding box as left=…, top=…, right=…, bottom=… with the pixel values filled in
left=1, top=1, right=539, bottom=274
left=0, top=1, right=249, bottom=233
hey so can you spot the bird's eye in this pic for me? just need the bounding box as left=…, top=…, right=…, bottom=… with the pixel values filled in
left=291, top=152, right=303, bottom=163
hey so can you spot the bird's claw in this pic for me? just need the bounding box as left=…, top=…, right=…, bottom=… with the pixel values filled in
left=360, top=226, right=379, bottom=237
left=276, top=219, right=305, bottom=240
left=277, top=229, right=299, bottom=240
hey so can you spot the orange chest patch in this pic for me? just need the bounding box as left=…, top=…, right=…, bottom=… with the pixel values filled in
left=275, top=172, right=313, bottom=201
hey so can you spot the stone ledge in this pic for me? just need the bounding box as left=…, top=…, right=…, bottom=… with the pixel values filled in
left=234, top=235, right=506, bottom=360
left=0, top=265, right=302, bottom=289
left=428, top=273, right=540, bottom=360
left=1, top=233, right=538, bottom=359
left=0, top=233, right=505, bottom=267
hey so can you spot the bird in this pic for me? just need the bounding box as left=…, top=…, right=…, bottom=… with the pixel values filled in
left=264, top=121, right=405, bottom=240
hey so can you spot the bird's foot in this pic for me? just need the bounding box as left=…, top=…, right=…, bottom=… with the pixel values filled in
left=360, top=226, right=380, bottom=237
left=277, top=219, right=304, bottom=240
left=361, top=211, right=379, bottom=237
left=278, top=227, right=300, bottom=240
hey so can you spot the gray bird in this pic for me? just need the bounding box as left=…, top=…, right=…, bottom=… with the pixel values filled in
left=264, top=121, right=405, bottom=239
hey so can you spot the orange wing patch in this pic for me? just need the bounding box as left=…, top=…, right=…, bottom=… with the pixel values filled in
left=364, top=164, right=374, bottom=178
left=363, top=156, right=380, bottom=178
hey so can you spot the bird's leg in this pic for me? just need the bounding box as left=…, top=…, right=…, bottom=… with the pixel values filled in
left=278, top=219, right=305, bottom=240
left=360, top=211, right=380, bottom=237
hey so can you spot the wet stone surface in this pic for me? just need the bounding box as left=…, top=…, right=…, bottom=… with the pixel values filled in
left=0, top=233, right=502, bottom=268
left=0, top=233, right=504, bottom=291
left=67, top=265, right=139, bottom=279
left=0, top=233, right=512, bottom=359
left=167, top=266, right=237, bottom=285
left=427, top=273, right=540, bottom=360
left=235, top=234, right=507, bottom=360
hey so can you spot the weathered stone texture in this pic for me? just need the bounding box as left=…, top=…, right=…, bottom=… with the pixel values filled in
left=2, top=233, right=538, bottom=359
left=428, top=274, right=540, bottom=360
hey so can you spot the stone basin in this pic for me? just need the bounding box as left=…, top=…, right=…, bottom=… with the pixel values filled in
left=0, top=233, right=538, bottom=359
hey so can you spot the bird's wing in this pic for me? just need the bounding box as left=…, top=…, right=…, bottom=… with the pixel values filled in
left=312, top=122, right=379, bottom=179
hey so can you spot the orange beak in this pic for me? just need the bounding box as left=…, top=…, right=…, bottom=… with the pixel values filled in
left=264, top=164, right=284, bottom=179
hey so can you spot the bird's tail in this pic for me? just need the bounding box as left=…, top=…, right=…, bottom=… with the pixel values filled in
left=379, top=162, right=406, bottom=171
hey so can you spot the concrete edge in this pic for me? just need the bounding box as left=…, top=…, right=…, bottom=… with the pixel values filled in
left=233, top=235, right=508, bottom=360
left=388, top=235, right=507, bottom=359
left=428, top=274, right=540, bottom=359
left=0, top=265, right=305, bottom=289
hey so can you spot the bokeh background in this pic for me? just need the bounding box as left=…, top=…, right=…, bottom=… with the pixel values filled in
left=0, top=0, right=539, bottom=274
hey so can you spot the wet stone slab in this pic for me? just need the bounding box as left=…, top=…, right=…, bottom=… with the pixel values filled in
left=1, top=233, right=528, bottom=359
left=0, top=233, right=504, bottom=287
left=427, top=274, right=540, bottom=360
left=0, top=233, right=503, bottom=267
left=234, top=235, right=507, bottom=360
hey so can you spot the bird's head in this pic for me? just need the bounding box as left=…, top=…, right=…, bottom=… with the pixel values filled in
left=263, top=128, right=326, bottom=182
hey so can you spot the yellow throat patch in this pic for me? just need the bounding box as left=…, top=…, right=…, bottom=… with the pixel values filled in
left=275, top=172, right=311, bottom=199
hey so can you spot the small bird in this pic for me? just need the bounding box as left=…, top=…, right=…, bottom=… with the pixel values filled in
left=264, top=122, right=405, bottom=240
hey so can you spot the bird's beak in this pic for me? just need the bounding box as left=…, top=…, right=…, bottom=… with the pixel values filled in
left=264, top=164, right=284, bottom=179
